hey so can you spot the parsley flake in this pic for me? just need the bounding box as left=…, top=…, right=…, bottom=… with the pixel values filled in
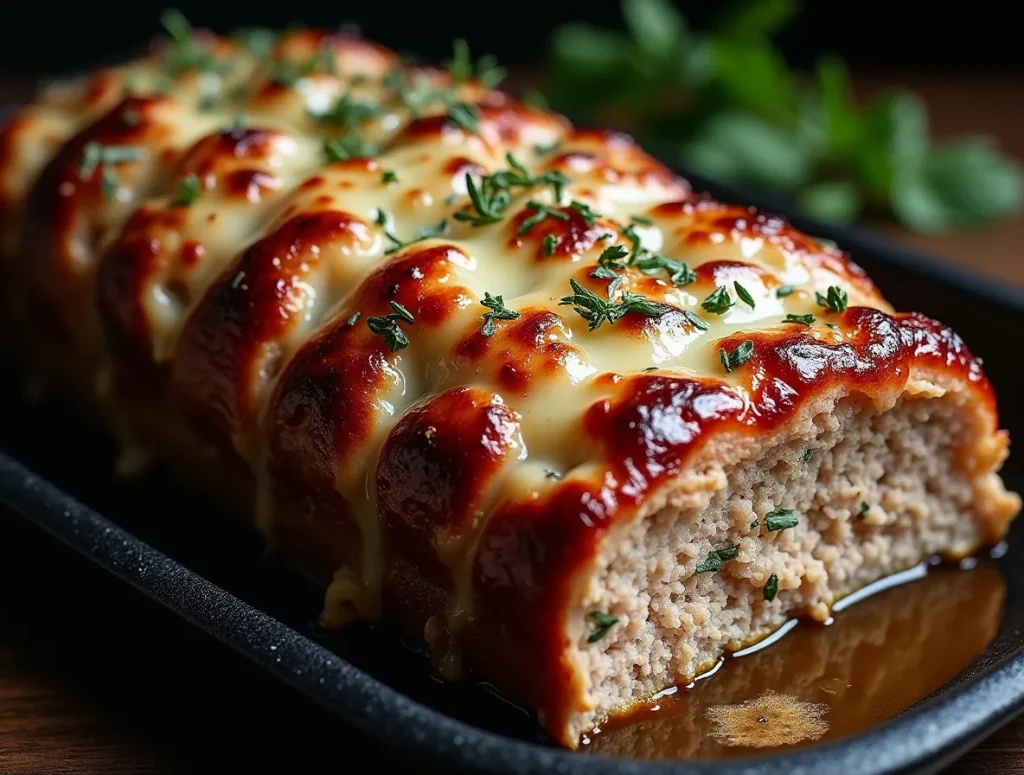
left=702, top=286, right=735, bottom=315
left=479, top=292, right=520, bottom=337
left=634, top=254, right=696, bottom=286
left=765, top=508, right=799, bottom=532
left=559, top=277, right=665, bottom=331
left=800, top=449, right=814, bottom=463
left=763, top=573, right=779, bottom=601
left=172, top=173, right=201, bottom=207
left=591, top=244, right=629, bottom=279
left=719, top=339, right=754, bottom=372
left=381, top=169, right=398, bottom=185
left=684, top=310, right=709, bottom=331
left=519, top=201, right=569, bottom=235
left=695, top=546, right=739, bottom=574
left=367, top=300, right=416, bottom=352
left=816, top=285, right=849, bottom=313
left=587, top=611, right=619, bottom=643
left=446, top=101, right=480, bottom=133
left=543, top=233, right=560, bottom=256
left=777, top=285, right=796, bottom=297
left=859, top=501, right=870, bottom=517
left=734, top=281, right=756, bottom=308
left=784, top=313, right=816, bottom=325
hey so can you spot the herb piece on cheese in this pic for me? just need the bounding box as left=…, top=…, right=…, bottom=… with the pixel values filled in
left=172, top=173, right=202, bottom=207
left=777, top=284, right=796, bottom=297
left=323, top=130, right=378, bottom=162
left=381, top=169, right=398, bottom=185
left=702, top=285, right=735, bottom=314
left=479, top=292, right=521, bottom=337
left=446, top=101, right=480, bottom=133
left=684, top=310, right=709, bottom=331
left=634, top=254, right=696, bottom=286
left=543, top=233, right=560, bottom=255
left=784, top=313, right=816, bottom=325
left=559, top=277, right=665, bottom=331
left=569, top=199, right=601, bottom=226
left=591, top=244, right=630, bottom=279
left=763, top=573, right=779, bottom=601
left=734, top=281, right=756, bottom=308
left=518, top=201, right=570, bottom=235
left=719, top=339, right=754, bottom=372
left=816, top=285, right=849, bottom=313
left=367, top=300, right=416, bottom=352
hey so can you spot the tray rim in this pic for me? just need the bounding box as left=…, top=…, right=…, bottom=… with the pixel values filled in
left=3, top=95, right=1024, bottom=774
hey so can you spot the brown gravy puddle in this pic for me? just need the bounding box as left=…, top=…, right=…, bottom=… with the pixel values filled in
left=584, top=561, right=1005, bottom=760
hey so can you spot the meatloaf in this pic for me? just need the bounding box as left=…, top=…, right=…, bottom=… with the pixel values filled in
left=0, top=16, right=1018, bottom=748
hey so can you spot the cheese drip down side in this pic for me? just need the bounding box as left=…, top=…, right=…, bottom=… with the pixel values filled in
left=0, top=20, right=1017, bottom=749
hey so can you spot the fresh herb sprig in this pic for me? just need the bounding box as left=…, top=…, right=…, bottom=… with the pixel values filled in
left=559, top=277, right=665, bottom=330
left=479, top=292, right=520, bottom=336
left=367, top=300, right=416, bottom=352
left=373, top=209, right=449, bottom=255
left=542, top=0, right=1022, bottom=232
left=587, top=611, right=619, bottom=643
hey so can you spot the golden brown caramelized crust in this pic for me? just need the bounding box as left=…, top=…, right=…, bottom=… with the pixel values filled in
left=0, top=20, right=1018, bottom=748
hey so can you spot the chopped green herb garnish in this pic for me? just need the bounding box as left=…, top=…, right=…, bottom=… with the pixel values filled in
left=230, top=270, right=246, bottom=289
left=381, top=169, right=398, bottom=185
left=79, top=143, right=148, bottom=178
left=367, top=300, right=416, bottom=352
left=272, top=46, right=336, bottom=86
left=684, top=310, right=709, bottom=331
left=100, top=169, right=119, bottom=200
left=695, top=546, right=739, bottom=574
left=456, top=157, right=570, bottom=228
left=765, top=508, right=799, bottom=532
left=479, top=292, right=520, bottom=337
left=591, top=244, right=629, bottom=279
left=800, top=449, right=814, bottom=463
left=544, top=469, right=563, bottom=480
left=543, top=233, right=560, bottom=256
left=569, top=199, right=601, bottom=226
left=534, top=140, right=561, bottom=156
left=323, top=131, right=378, bottom=162
left=587, top=611, right=619, bottom=643
left=734, top=281, right=756, bottom=309
left=643, top=366, right=658, bottom=372
left=749, top=519, right=760, bottom=529
left=446, top=101, right=480, bottom=133
left=172, top=173, right=201, bottom=207
left=374, top=213, right=449, bottom=256
left=702, top=286, right=734, bottom=315
left=630, top=214, right=654, bottom=226
left=719, top=339, right=754, bottom=372
left=559, top=277, right=665, bottom=331
left=518, top=201, right=570, bottom=235
left=633, top=254, right=696, bottom=286
left=777, top=284, right=796, bottom=298
left=859, top=501, right=870, bottom=517
left=784, top=313, right=816, bottom=325
left=763, top=573, right=779, bottom=601
left=314, top=92, right=382, bottom=127
left=816, top=285, right=849, bottom=314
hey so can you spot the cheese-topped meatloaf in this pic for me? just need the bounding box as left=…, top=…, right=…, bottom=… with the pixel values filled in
left=0, top=17, right=1019, bottom=748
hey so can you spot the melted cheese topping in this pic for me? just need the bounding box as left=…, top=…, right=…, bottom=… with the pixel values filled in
left=0, top=26, right=1011, bottom=724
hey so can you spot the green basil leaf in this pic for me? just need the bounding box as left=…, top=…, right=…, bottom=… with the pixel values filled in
left=622, top=0, right=687, bottom=60
left=891, top=137, right=1024, bottom=232
left=718, top=0, right=799, bottom=40
left=683, top=111, right=811, bottom=190
left=798, top=179, right=863, bottom=223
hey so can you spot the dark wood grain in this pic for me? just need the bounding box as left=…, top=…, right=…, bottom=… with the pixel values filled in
left=0, top=73, right=1023, bottom=775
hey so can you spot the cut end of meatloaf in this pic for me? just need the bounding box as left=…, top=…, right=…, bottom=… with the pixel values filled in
left=561, top=387, right=1019, bottom=745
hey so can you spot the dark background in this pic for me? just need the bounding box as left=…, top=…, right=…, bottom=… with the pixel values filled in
left=1, top=0, right=1022, bottom=77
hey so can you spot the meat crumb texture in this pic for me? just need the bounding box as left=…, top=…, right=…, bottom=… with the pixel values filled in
left=0, top=20, right=1017, bottom=749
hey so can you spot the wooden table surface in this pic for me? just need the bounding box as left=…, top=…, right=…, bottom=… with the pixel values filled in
left=0, top=72, right=1022, bottom=774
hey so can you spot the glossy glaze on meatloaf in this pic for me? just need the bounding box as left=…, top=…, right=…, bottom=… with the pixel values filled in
left=0, top=18, right=1018, bottom=747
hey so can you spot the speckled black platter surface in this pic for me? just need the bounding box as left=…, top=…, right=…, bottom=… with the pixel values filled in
left=1, top=128, right=1024, bottom=773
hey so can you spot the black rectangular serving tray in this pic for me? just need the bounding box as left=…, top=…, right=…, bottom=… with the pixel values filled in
left=2, top=102, right=1024, bottom=774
